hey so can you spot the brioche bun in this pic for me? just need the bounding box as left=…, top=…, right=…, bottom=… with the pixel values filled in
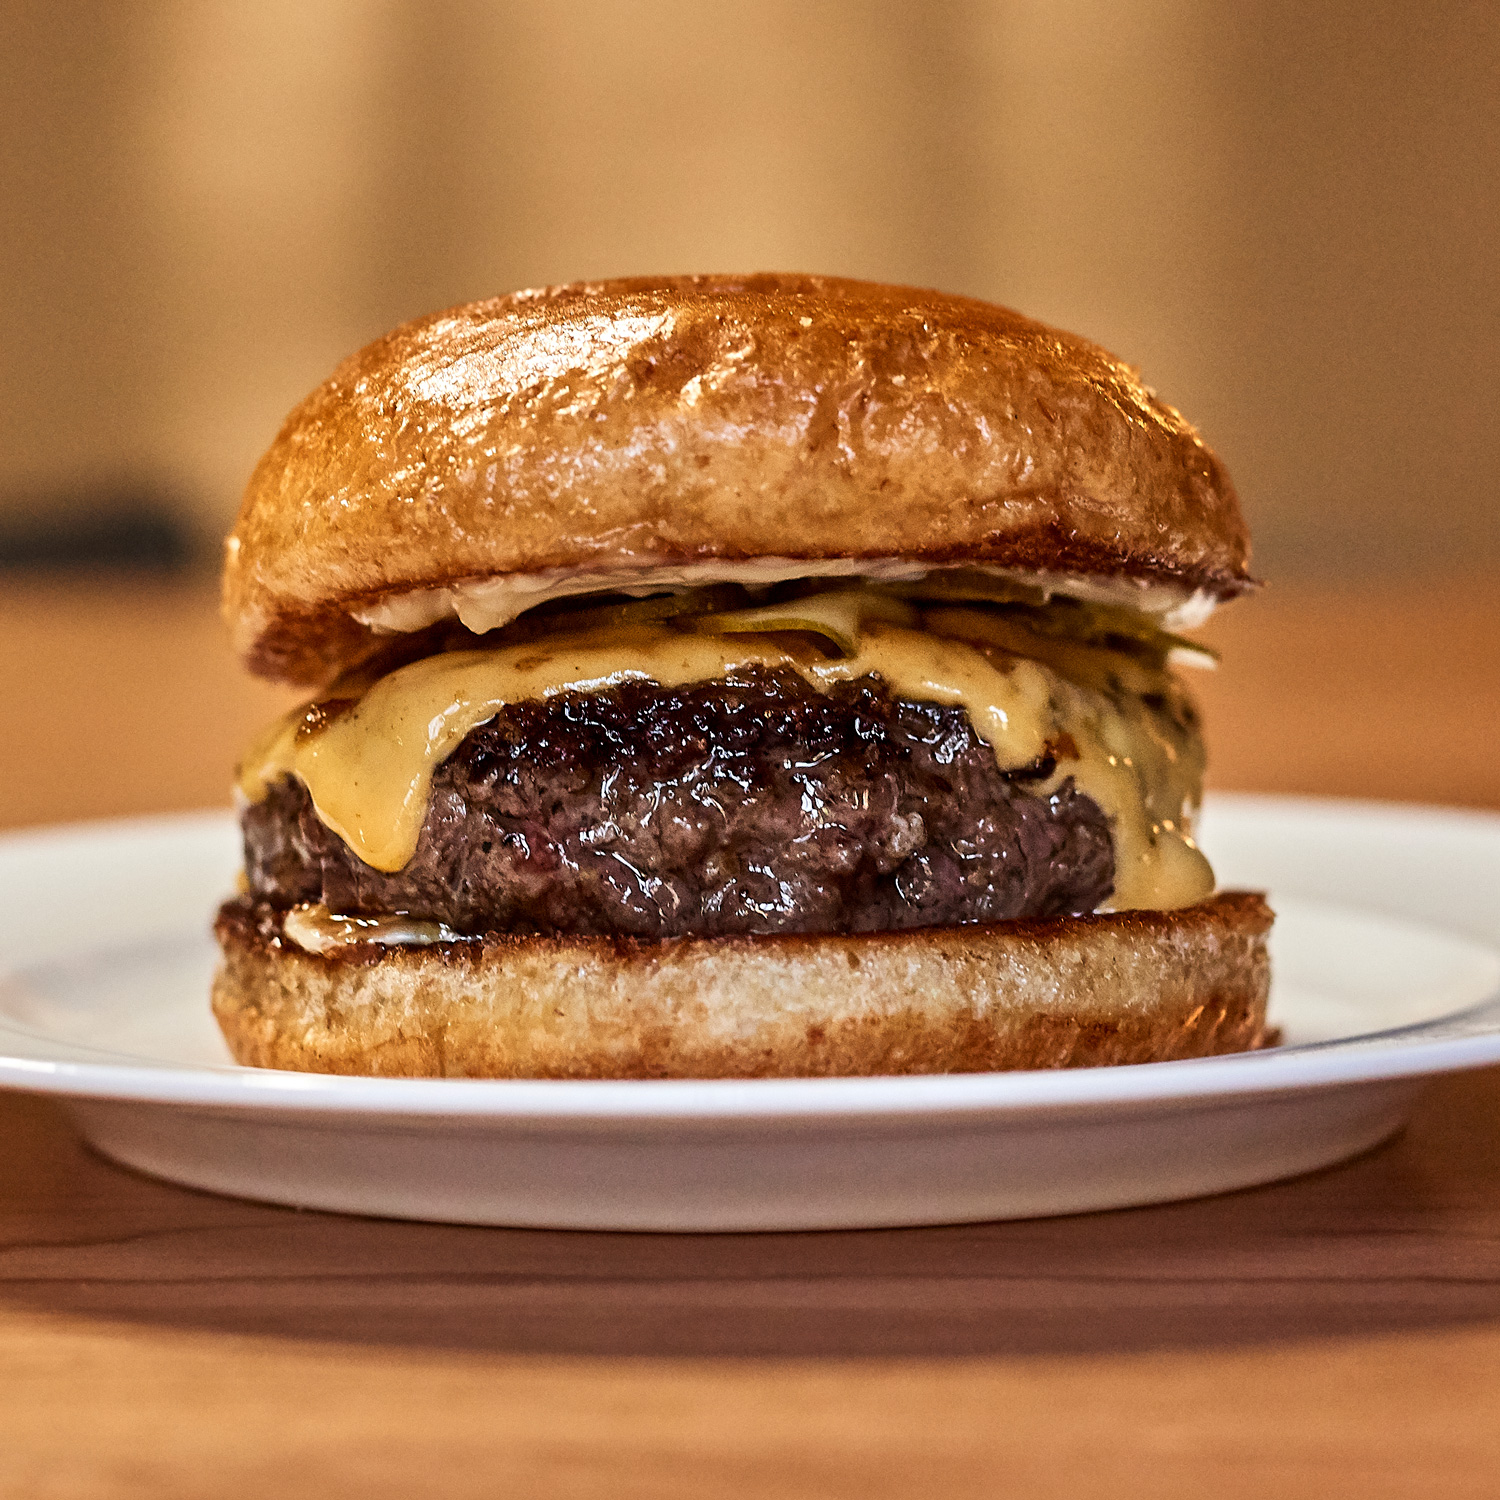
left=213, top=894, right=1272, bottom=1078
left=224, top=273, right=1253, bottom=687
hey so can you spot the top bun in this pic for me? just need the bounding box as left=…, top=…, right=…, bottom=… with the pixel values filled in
left=224, top=273, right=1253, bottom=686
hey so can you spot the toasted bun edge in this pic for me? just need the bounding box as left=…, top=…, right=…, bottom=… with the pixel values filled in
left=212, top=892, right=1274, bottom=1079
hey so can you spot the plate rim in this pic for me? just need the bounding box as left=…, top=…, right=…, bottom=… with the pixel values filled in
left=1, top=795, right=1498, bottom=1121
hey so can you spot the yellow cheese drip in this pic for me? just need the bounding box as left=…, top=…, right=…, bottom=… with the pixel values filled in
left=239, top=621, right=1213, bottom=910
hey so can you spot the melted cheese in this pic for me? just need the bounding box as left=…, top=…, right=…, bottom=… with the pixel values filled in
left=239, top=620, right=1214, bottom=910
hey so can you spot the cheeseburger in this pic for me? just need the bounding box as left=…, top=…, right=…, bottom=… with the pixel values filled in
left=214, top=273, right=1273, bottom=1078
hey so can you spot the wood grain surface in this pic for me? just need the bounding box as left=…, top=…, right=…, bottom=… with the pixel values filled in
left=1, top=574, right=1498, bottom=1499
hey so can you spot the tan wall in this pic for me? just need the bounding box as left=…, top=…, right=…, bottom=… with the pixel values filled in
left=3, top=0, right=1497, bottom=580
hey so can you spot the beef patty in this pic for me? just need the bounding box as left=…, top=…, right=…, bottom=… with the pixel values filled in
left=242, top=669, right=1115, bottom=939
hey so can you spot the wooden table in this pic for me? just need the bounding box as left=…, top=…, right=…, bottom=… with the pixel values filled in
left=2, top=575, right=1498, bottom=1499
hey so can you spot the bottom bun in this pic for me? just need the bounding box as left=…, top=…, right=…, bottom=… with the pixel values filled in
left=212, top=893, right=1274, bottom=1079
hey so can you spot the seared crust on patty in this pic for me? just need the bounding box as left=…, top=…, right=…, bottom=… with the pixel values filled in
left=242, top=670, right=1117, bottom=938
left=212, top=891, right=1274, bottom=1078
left=224, top=273, right=1254, bottom=686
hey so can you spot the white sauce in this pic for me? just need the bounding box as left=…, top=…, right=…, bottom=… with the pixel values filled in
left=353, top=560, right=1218, bottom=636
left=283, top=903, right=466, bottom=955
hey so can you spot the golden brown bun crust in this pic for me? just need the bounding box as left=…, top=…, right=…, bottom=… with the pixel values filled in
left=224, top=273, right=1254, bottom=685
left=212, top=892, right=1273, bottom=1079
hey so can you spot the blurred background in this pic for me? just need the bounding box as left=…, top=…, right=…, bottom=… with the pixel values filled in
left=2, top=0, right=1498, bottom=823
left=6, top=0, right=1500, bottom=577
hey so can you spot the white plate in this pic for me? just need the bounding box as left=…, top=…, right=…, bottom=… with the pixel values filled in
left=1, top=796, right=1498, bottom=1231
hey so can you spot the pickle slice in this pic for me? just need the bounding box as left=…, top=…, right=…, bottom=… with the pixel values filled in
left=918, top=605, right=1176, bottom=698
left=521, top=584, right=752, bottom=636
left=689, top=590, right=917, bottom=656
left=1015, top=596, right=1219, bottom=667
left=875, top=576, right=1217, bottom=667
